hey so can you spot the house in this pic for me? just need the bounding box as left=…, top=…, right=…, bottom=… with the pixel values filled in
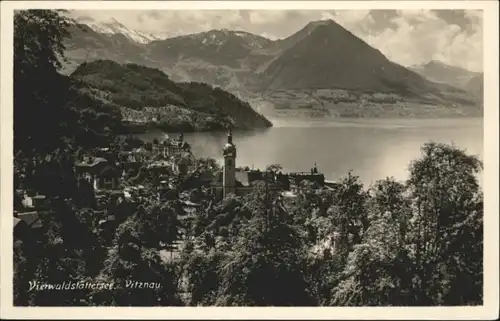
left=131, top=147, right=149, bottom=162
left=13, top=217, right=29, bottom=243
left=169, top=133, right=191, bottom=155
left=75, top=157, right=120, bottom=190
left=97, top=165, right=121, bottom=190
left=210, top=168, right=281, bottom=200
left=96, top=209, right=117, bottom=244
left=13, top=210, right=48, bottom=246
left=288, top=170, right=325, bottom=193
left=324, top=180, right=340, bottom=190
left=119, top=151, right=143, bottom=176
left=172, top=152, right=196, bottom=175
left=148, top=160, right=173, bottom=175
left=119, top=151, right=138, bottom=163
left=152, top=133, right=192, bottom=157
left=19, top=190, right=49, bottom=210
left=94, top=147, right=112, bottom=158
left=16, top=211, right=43, bottom=229
left=199, top=171, right=215, bottom=185
left=14, top=190, right=24, bottom=210
left=21, top=192, right=33, bottom=209
left=32, top=195, right=49, bottom=209
left=75, top=156, right=108, bottom=188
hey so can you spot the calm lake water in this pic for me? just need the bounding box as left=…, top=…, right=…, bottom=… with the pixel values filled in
left=137, top=118, right=483, bottom=186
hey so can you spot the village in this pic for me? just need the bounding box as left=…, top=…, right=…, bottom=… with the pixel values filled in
left=13, top=129, right=339, bottom=253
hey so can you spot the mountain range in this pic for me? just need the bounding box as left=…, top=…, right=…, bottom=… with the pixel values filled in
left=409, top=60, right=483, bottom=105
left=63, top=17, right=483, bottom=119
left=464, top=74, right=484, bottom=100
left=409, top=60, right=482, bottom=92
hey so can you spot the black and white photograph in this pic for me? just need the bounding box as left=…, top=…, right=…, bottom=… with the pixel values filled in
left=1, top=0, right=498, bottom=318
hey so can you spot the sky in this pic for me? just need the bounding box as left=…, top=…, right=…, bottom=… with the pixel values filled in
left=68, top=9, right=483, bottom=72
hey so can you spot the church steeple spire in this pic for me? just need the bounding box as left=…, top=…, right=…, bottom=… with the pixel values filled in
left=223, top=126, right=236, bottom=198
left=227, top=127, right=233, bottom=145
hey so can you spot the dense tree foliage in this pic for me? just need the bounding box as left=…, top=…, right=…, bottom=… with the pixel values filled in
left=70, top=60, right=272, bottom=131
left=88, top=216, right=183, bottom=306
left=14, top=138, right=484, bottom=307
left=14, top=10, right=121, bottom=156
left=14, top=10, right=75, bottom=154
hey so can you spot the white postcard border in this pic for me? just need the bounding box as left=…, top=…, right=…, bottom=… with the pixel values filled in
left=1, top=1, right=498, bottom=319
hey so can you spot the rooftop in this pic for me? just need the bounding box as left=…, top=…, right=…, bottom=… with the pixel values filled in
left=17, top=211, right=43, bottom=228
left=289, top=171, right=324, bottom=176
left=211, top=169, right=271, bottom=187
left=14, top=217, right=22, bottom=228
left=148, top=160, right=172, bottom=168
left=132, top=147, right=149, bottom=154
left=99, top=165, right=121, bottom=178
left=75, top=157, right=108, bottom=168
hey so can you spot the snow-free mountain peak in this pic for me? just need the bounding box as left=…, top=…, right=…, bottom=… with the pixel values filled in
left=409, top=59, right=482, bottom=90
left=165, top=28, right=273, bottom=50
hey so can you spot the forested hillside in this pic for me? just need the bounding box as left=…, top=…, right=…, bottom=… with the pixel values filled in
left=71, top=60, right=273, bottom=132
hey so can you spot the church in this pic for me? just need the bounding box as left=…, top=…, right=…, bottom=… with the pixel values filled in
left=210, top=129, right=327, bottom=200
left=210, top=128, right=282, bottom=200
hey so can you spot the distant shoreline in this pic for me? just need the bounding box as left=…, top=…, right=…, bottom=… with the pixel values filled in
left=122, top=115, right=483, bottom=135
left=125, top=117, right=483, bottom=143
left=265, top=115, right=484, bottom=124
left=119, top=122, right=273, bottom=135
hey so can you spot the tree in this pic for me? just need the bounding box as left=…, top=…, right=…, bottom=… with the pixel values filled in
left=331, top=143, right=483, bottom=306
left=406, top=142, right=483, bottom=305
left=197, top=157, right=221, bottom=172
left=181, top=249, right=225, bottom=306
left=14, top=10, right=120, bottom=156
left=90, top=217, right=183, bottom=306
left=215, top=217, right=313, bottom=306
left=73, top=208, right=108, bottom=276
left=14, top=10, right=76, bottom=154
left=206, top=194, right=250, bottom=240
left=328, top=171, right=369, bottom=262
left=266, top=163, right=283, bottom=174
left=331, top=210, right=411, bottom=306
left=30, top=151, right=79, bottom=199
left=142, top=201, right=182, bottom=250
left=14, top=214, right=90, bottom=306
left=213, top=188, right=314, bottom=306
left=368, top=178, right=411, bottom=247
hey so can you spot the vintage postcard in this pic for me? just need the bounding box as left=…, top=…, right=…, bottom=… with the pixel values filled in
left=1, top=0, right=498, bottom=319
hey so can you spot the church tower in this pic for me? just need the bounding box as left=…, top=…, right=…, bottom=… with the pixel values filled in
left=222, top=127, right=236, bottom=198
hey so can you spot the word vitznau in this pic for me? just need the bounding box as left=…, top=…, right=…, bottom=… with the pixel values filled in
left=125, top=280, right=161, bottom=289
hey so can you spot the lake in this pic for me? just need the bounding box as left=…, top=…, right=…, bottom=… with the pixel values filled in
left=136, top=118, right=483, bottom=187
